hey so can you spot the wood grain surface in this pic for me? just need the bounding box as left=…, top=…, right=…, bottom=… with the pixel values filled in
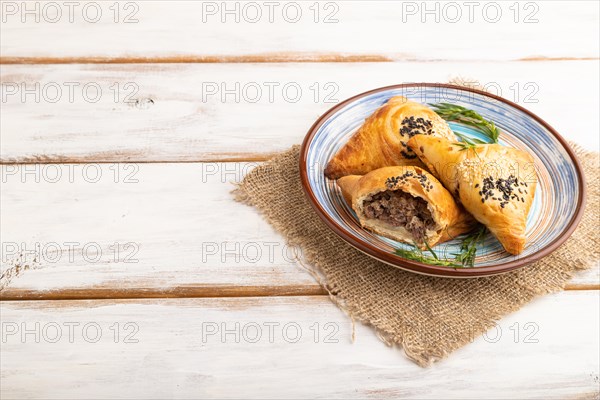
left=1, top=61, right=598, bottom=163
left=1, top=292, right=599, bottom=399
left=1, top=1, right=599, bottom=397
left=1, top=162, right=598, bottom=300
left=1, top=1, right=598, bottom=61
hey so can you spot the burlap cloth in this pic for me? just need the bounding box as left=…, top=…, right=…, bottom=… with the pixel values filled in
left=234, top=136, right=599, bottom=368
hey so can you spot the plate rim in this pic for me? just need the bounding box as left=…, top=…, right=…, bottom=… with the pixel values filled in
left=299, top=83, right=587, bottom=278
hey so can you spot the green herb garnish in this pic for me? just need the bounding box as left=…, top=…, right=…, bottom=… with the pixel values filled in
left=394, top=226, right=488, bottom=268
left=452, top=225, right=488, bottom=267
left=452, top=132, right=487, bottom=152
left=430, top=103, right=500, bottom=144
left=452, top=136, right=483, bottom=156
left=395, top=244, right=461, bottom=267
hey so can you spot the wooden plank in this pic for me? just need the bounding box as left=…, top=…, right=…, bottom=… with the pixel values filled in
left=1, top=162, right=597, bottom=300
left=1, top=54, right=395, bottom=64
left=0, top=162, right=320, bottom=298
left=0, top=286, right=328, bottom=301
left=1, top=292, right=599, bottom=399
left=1, top=61, right=599, bottom=163
left=3, top=56, right=599, bottom=65
left=1, top=1, right=598, bottom=62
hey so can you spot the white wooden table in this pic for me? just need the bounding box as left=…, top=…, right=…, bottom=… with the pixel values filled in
left=1, top=1, right=599, bottom=398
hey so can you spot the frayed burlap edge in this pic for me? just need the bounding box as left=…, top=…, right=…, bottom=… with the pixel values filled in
left=233, top=143, right=598, bottom=367
left=233, top=130, right=598, bottom=368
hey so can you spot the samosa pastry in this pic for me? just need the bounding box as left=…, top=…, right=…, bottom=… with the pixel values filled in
left=324, top=96, right=458, bottom=179
left=337, top=166, right=476, bottom=248
left=407, top=135, right=537, bottom=255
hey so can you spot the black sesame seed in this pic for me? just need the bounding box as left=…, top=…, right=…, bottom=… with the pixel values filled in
left=400, top=116, right=435, bottom=138
left=400, top=150, right=417, bottom=159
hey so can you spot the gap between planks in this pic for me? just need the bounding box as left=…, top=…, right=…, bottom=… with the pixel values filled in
left=0, top=285, right=328, bottom=301
left=0, top=153, right=278, bottom=164
left=2, top=61, right=597, bottom=301
left=1, top=55, right=599, bottom=65
left=1, top=283, right=597, bottom=301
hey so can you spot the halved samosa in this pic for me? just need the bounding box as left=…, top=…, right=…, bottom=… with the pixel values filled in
left=407, top=135, right=537, bottom=255
left=338, top=166, right=476, bottom=248
left=324, top=96, right=457, bottom=179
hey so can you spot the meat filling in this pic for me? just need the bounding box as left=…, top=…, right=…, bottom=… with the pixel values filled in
left=363, top=190, right=436, bottom=240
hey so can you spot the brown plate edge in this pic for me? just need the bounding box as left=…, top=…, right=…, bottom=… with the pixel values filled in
left=299, top=83, right=587, bottom=278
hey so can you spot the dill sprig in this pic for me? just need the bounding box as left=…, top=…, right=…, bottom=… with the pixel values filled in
left=430, top=103, right=500, bottom=144
left=452, top=225, right=488, bottom=267
left=453, top=132, right=487, bottom=150
left=452, top=133, right=484, bottom=160
left=395, top=244, right=460, bottom=267
left=394, top=226, right=488, bottom=268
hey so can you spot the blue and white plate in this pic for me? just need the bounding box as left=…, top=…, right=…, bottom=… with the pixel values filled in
left=300, top=84, right=586, bottom=277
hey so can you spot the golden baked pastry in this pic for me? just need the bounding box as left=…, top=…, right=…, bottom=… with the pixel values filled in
left=324, top=96, right=458, bottom=179
left=337, top=166, right=476, bottom=247
left=407, top=135, right=537, bottom=255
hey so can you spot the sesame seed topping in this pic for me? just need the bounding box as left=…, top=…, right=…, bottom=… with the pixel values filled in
left=400, top=150, right=418, bottom=159
left=385, top=170, right=437, bottom=194
left=480, top=174, right=522, bottom=206
left=399, top=116, right=435, bottom=158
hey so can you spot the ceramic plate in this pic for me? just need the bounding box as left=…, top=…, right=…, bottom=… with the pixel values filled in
left=300, top=84, right=586, bottom=277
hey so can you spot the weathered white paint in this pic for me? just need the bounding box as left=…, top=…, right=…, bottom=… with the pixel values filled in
left=1, top=292, right=599, bottom=399
left=0, top=2, right=598, bottom=396
left=1, top=161, right=597, bottom=297
left=0, top=162, right=317, bottom=295
left=1, top=61, right=598, bottom=162
left=1, top=1, right=598, bottom=61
